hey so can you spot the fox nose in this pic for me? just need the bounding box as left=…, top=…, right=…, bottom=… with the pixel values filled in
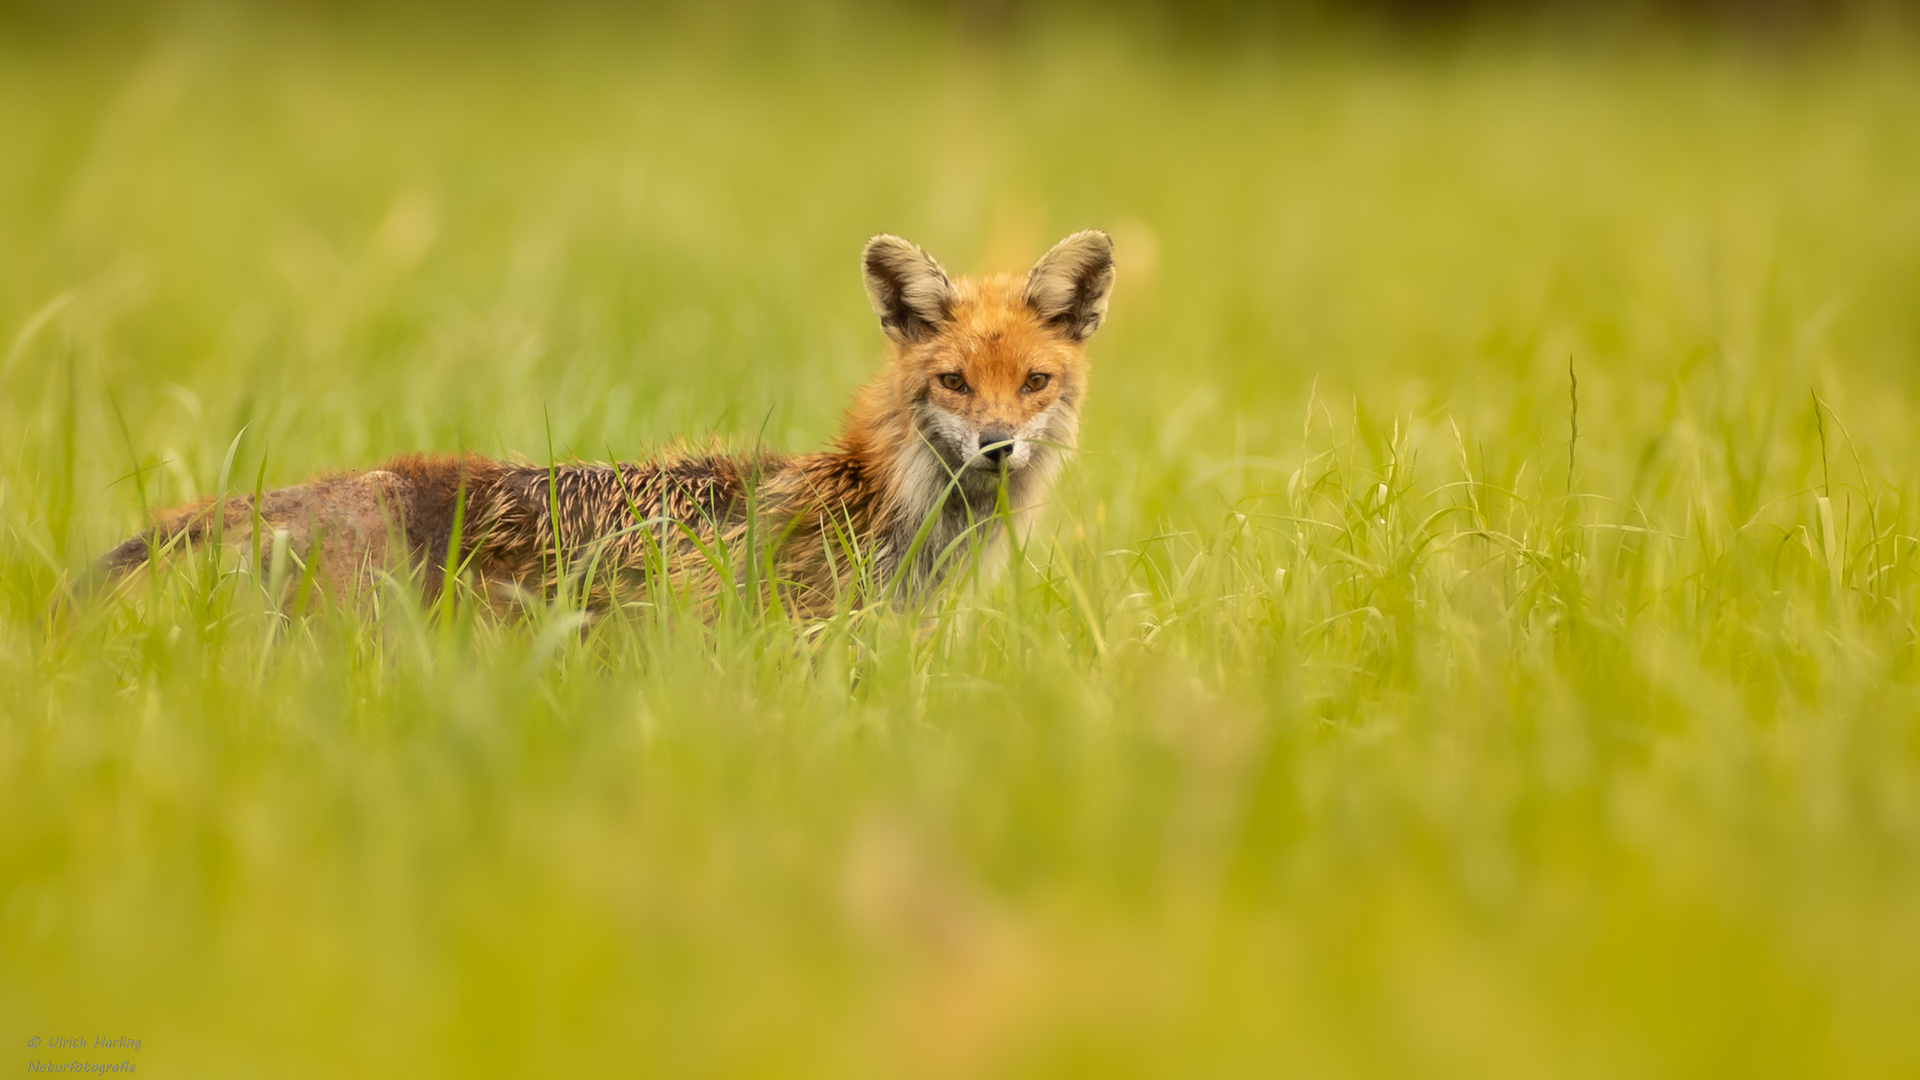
left=978, top=428, right=1015, bottom=462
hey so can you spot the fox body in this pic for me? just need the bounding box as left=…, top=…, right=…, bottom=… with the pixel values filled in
left=101, top=231, right=1115, bottom=617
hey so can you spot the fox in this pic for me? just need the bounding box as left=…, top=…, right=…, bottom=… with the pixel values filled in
left=98, top=230, right=1116, bottom=618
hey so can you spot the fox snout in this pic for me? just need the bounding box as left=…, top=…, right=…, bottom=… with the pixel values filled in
left=969, top=423, right=1040, bottom=474
left=977, top=426, right=1017, bottom=466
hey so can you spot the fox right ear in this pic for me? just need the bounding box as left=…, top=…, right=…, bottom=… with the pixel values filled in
left=862, top=234, right=954, bottom=344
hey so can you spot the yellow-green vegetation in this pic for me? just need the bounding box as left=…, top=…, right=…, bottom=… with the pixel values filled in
left=4, top=7, right=1919, bottom=1077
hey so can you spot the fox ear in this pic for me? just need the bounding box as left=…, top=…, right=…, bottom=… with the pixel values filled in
left=863, top=234, right=954, bottom=344
left=1025, top=230, right=1115, bottom=342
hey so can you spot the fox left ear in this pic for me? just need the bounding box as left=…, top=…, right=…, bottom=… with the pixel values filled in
left=1025, top=230, right=1115, bottom=342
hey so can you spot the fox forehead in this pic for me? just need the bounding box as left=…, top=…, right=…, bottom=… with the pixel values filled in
left=910, top=274, right=1085, bottom=381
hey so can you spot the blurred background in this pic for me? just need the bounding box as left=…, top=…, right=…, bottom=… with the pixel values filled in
left=4, top=1, right=1919, bottom=1078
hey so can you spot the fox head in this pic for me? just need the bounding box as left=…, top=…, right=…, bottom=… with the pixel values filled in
left=849, top=230, right=1114, bottom=516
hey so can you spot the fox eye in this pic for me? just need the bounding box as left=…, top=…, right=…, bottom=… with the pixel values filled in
left=939, top=373, right=967, bottom=393
left=1023, top=373, right=1051, bottom=393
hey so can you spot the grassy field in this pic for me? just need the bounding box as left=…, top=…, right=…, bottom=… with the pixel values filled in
left=4, top=6, right=1920, bottom=1077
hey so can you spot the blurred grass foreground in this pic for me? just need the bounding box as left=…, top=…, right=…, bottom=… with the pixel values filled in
left=4, top=2, right=1920, bottom=1077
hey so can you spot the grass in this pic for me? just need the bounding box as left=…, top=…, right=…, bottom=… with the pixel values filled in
left=4, top=6, right=1920, bottom=1077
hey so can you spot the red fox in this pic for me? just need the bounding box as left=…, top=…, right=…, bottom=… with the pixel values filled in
left=101, top=231, right=1115, bottom=617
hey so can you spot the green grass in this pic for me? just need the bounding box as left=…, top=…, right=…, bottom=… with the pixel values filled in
left=5, top=7, right=1920, bottom=1077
